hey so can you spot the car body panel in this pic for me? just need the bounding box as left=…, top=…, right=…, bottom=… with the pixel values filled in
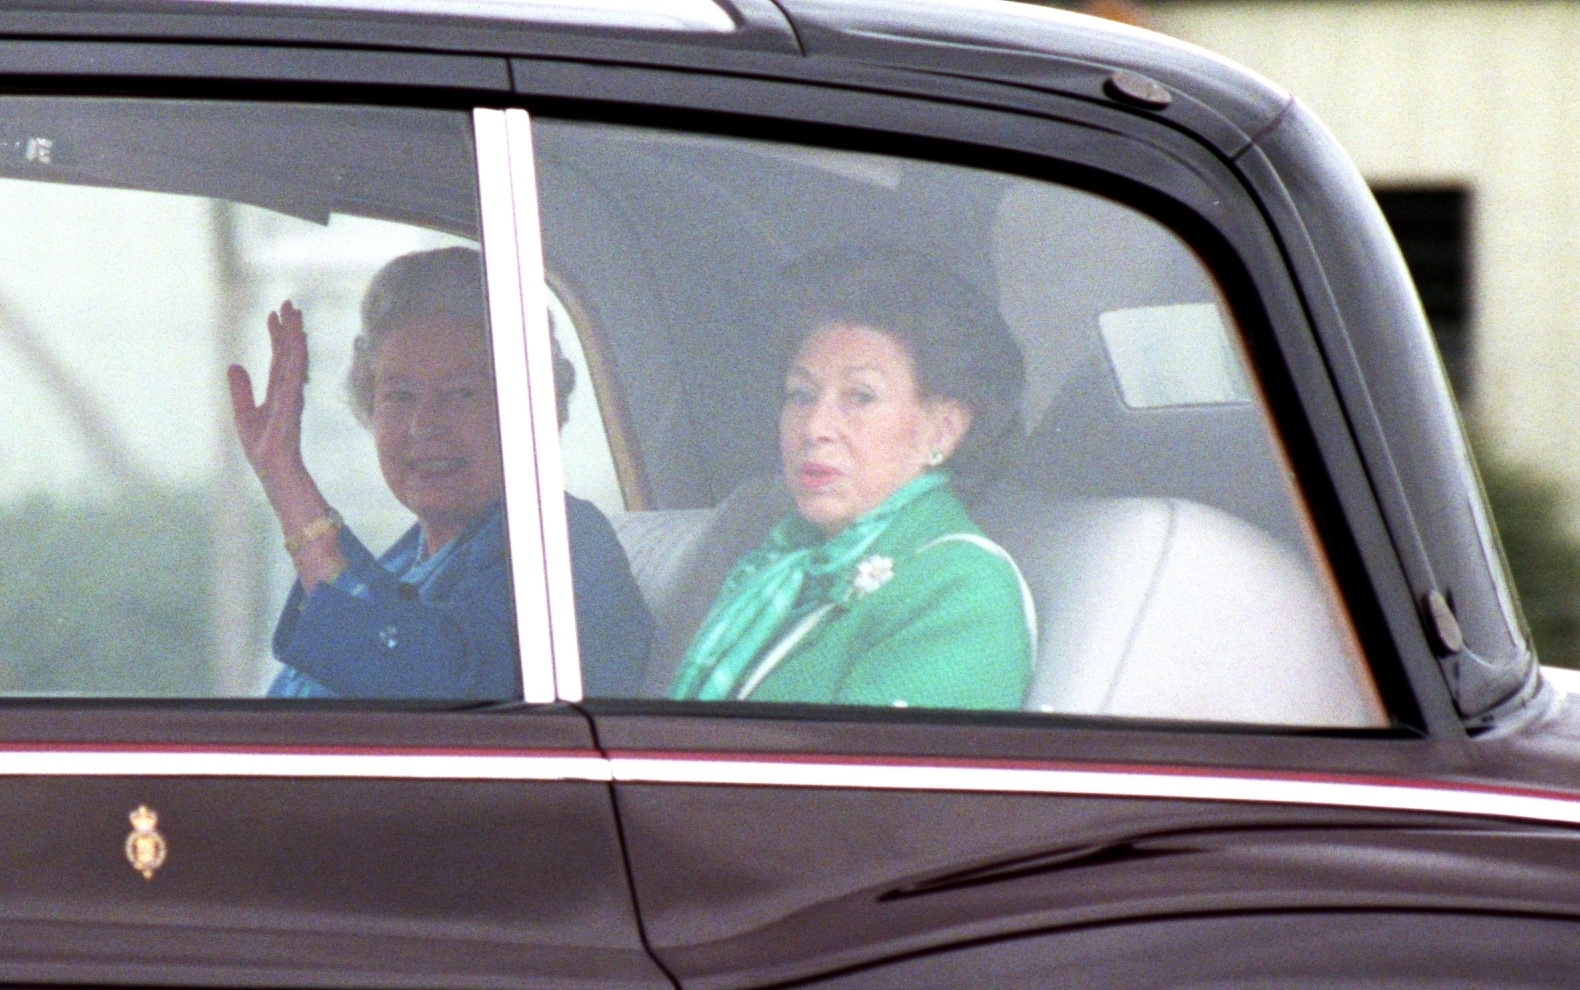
left=618, top=788, right=1580, bottom=988
left=0, top=707, right=667, bottom=987
left=805, top=909, right=1580, bottom=989
left=1246, top=103, right=1534, bottom=725
left=777, top=0, right=1289, bottom=156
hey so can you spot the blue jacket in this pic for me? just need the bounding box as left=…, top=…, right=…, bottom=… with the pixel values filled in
left=566, top=495, right=654, bottom=697
left=268, top=503, right=518, bottom=700
left=268, top=496, right=652, bottom=700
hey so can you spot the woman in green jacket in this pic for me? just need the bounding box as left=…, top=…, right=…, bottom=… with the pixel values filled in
left=669, top=246, right=1035, bottom=710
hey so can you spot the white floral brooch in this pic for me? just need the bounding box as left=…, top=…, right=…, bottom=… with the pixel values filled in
left=850, top=554, right=895, bottom=599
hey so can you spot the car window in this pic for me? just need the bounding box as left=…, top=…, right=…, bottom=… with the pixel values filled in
left=535, top=119, right=1387, bottom=727
left=0, top=97, right=522, bottom=700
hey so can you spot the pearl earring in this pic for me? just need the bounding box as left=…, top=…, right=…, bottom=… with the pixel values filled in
left=927, top=450, right=944, bottom=467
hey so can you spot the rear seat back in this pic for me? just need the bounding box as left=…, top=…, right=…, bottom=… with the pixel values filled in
left=611, top=476, right=789, bottom=695
left=974, top=489, right=1383, bottom=725
left=611, top=479, right=1381, bottom=725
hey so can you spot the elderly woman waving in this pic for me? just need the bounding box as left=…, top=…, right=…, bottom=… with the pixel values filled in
left=668, top=247, right=1035, bottom=710
left=231, top=246, right=650, bottom=700
left=228, top=247, right=518, bottom=700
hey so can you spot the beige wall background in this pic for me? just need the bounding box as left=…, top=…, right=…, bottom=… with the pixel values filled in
left=1150, top=1, right=1580, bottom=524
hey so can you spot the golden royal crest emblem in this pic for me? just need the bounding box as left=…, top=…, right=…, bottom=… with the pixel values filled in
left=124, top=805, right=167, bottom=880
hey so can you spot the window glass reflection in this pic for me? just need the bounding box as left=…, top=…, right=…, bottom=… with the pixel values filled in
left=0, top=99, right=517, bottom=699
left=538, top=120, right=1387, bottom=727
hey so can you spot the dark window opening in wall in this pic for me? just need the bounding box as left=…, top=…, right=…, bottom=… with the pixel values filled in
left=1373, top=187, right=1471, bottom=402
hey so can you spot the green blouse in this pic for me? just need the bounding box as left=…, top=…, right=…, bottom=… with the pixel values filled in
left=703, top=483, right=1034, bottom=710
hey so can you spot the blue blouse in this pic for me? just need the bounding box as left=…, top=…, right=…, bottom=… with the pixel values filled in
left=268, top=496, right=652, bottom=700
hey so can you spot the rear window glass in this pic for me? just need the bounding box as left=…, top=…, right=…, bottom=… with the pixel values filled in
left=0, top=98, right=519, bottom=700
left=536, top=120, right=1386, bottom=727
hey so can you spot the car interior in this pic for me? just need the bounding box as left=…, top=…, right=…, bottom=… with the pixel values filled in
left=0, top=98, right=479, bottom=234
left=0, top=97, right=483, bottom=697
left=0, top=97, right=1387, bottom=722
left=535, top=119, right=1387, bottom=726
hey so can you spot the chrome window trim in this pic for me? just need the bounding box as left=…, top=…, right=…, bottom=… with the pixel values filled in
left=476, top=106, right=557, bottom=704
left=3, top=745, right=1580, bottom=828
left=0, top=747, right=611, bottom=781
left=173, top=0, right=737, bottom=31
left=505, top=110, right=586, bottom=704
left=609, top=755, right=1580, bottom=826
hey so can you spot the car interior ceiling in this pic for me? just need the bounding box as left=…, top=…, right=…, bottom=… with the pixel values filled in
left=0, top=99, right=480, bottom=236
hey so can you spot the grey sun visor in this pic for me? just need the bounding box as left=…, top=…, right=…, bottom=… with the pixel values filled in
left=0, top=99, right=480, bottom=236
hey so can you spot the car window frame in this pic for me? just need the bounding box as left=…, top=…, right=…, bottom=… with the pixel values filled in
left=0, top=69, right=561, bottom=707
left=476, top=105, right=562, bottom=703
left=483, top=106, right=591, bottom=703
left=512, top=63, right=1455, bottom=736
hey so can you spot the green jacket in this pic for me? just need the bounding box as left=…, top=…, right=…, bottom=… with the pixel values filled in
left=742, top=485, right=1033, bottom=710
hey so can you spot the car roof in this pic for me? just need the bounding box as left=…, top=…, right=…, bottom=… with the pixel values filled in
left=8, top=0, right=1289, bottom=155
left=778, top=0, right=1291, bottom=156
left=0, top=0, right=802, bottom=57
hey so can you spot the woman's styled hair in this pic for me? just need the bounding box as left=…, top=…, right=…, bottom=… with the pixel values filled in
left=347, top=246, right=489, bottom=424
left=778, top=244, right=1026, bottom=497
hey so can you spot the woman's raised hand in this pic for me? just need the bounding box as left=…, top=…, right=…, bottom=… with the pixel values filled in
left=227, top=301, right=343, bottom=586
left=228, top=301, right=310, bottom=493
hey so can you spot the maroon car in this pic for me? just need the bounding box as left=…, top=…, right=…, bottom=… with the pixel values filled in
left=0, top=0, right=1572, bottom=987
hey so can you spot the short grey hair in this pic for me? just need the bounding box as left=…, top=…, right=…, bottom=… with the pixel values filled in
left=347, top=246, right=488, bottom=424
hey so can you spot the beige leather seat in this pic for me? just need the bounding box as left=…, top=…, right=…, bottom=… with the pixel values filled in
left=612, top=480, right=1384, bottom=726
left=973, top=489, right=1384, bottom=726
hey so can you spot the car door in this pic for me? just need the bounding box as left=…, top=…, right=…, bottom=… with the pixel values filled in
left=516, top=48, right=1580, bottom=990
left=794, top=908, right=1580, bottom=989
left=0, top=46, right=665, bottom=989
